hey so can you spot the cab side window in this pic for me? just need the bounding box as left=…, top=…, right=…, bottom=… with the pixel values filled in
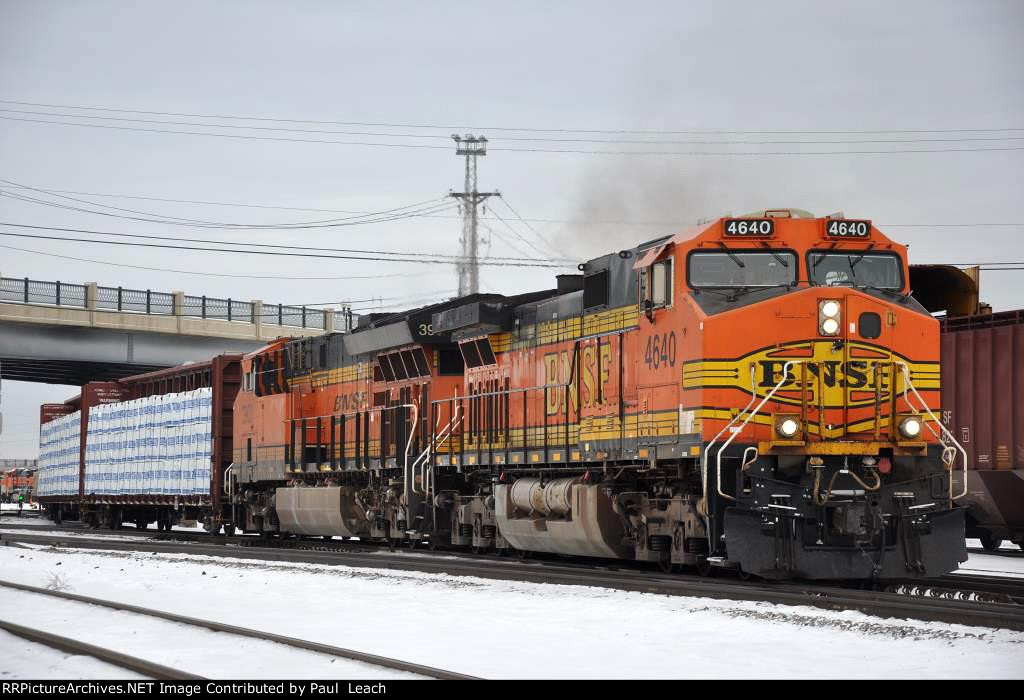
left=644, top=258, right=673, bottom=309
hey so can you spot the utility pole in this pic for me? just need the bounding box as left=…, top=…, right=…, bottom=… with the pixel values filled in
left=450, top=134, right=499, bottom=296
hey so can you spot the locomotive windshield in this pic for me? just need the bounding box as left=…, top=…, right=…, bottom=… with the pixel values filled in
left=808, top=251, right=903, bottom=289
left=687, top=250, right=797, bottom=288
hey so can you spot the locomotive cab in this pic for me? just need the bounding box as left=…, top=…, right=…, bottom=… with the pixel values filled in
left=662, top=210, right=968, bottom=578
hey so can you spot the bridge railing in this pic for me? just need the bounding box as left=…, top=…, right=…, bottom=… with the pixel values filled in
left=97, top=286, right=175, bottom=315
left=0, top=276, right=354, bottom=332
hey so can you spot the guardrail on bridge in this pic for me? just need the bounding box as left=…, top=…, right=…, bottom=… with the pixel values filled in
left=0, top=276, right=355, bottom=333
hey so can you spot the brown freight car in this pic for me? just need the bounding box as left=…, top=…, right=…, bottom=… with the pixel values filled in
left=37, top=354, right=242, bottom=531
left=941, top=310, right=1024, bottom=551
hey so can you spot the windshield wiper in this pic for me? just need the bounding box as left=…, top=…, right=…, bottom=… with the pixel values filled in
left=847, top=244, right=875, bottom=271
left=759, top=241, right=789, bottom=267
left=716, top=242, right=745, bottom=268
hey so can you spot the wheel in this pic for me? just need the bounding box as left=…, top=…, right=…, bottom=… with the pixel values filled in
left=517, top=548, right=530, bottom=560
left=471, top=546, right=484, bottom=555
left=736, top=566, right=753, bottom=582
left=406, top=539, right=418, bottom=549
left=136, top=520, right=147, bottom=530
left=224, top=524, right=237, bottom=537
left=388, top=538, right=400, bottom=551
left=658, top=557, right=676, bottom=574
left=695, top=556, right=714, bottom=577
left=979, top=532, right=1004, bottom=552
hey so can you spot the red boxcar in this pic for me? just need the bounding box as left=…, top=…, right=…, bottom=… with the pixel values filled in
left=941, top=310, right=1024, bottom=550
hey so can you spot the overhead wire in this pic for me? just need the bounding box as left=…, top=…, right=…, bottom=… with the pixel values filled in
left=0, top=180, right=458, bottom=229
left=4, top=108, right=1024, bottom=146
left=0, top=222, right=573, bottom=264
left=2, top=99, right=1021, bottom=136
left=4, top=182, right=1023, bottom=230
left=0, top=242, right=434, bottom=279
left=497, top=196, right=566, bottom=258
left=4, top=114, right=1023, bottom=155
left=0, top=228, right=572, bottom=268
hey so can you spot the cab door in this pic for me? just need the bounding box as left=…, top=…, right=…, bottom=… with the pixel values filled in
left=633, top=251, right=680, bottom=448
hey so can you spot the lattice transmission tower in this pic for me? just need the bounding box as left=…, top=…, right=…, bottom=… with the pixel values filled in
left=450, top=134, right=498, bottom=296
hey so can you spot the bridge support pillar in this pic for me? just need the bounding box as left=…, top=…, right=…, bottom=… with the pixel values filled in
left=253, top=300, right=263, bottom=337
left=174, top=291, right=185, bottom=334
left=86, top=283, right=98, bottom=326
left=325, top=307, right=335, bottom=333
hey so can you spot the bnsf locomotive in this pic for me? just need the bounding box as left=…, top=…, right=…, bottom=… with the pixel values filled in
left=226, top=209, right=968, bottom=579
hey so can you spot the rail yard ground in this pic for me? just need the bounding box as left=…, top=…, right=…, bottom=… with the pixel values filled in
left=0, top=538, right=1021, bottom=680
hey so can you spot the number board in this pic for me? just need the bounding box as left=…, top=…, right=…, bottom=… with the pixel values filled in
left=723, top=219, right=774, bottom=237
left=825, top=219, right=871, bottom=238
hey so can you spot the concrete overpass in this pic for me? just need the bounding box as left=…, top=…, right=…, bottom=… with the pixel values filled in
left=0, top=275, right=353, bottom=385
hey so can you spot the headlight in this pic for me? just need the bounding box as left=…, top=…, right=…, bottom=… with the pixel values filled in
left=819, top=299, right=841, bottom=336
left=899, top=416, right=922, bottom=439
left=776, top=417, right=801, bottom=438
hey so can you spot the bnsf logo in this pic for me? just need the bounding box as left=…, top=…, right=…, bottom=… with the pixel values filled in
left=757, top=359, right=878, bottom=389
left=683, top=341, right=939, bottom=409
left=333, top=392, right=367, bottom=412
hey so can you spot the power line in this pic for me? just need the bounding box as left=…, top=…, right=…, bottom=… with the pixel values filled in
left=486, top=211, right=554, bottom=259
left=7, top=182, right=1024, bottom=230
left=5, top=115, right=1023, bottom=156
left=5, top=108, right=1024, bottom=146
left=0, top=228, right=571, bottom=268
left=2, top=99, right=1021, bottom=136
left=497, top=197, right=565, bottom=258
left=0, top=179, right=458, bottom=229
left=0, top=242, right=434, bottom=280
left=285, top=290, right=455, bottom=306
left=0, top=222, right=570, bottom=264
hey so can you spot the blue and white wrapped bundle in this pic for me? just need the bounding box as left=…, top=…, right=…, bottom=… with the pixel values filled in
left=83, top=388, right=213, bottom=496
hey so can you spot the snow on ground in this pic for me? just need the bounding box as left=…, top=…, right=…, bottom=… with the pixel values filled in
left=0, top=545, right=1021, bottom=679
left=0, top=587, right=420, bottom=680
left=0, top=503, right=40, bottom=513
left=0, top=629, right=145, bottom=680
left=960, top=538, right=1024, bottom=576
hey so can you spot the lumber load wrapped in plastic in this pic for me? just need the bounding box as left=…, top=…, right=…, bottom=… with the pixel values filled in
left=37, top=411, right=82, bottom=497
left=84, top=388, right=213, bottom=497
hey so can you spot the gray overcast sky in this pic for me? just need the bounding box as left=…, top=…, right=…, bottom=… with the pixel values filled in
left=1, top=0, right=1022, bottom=457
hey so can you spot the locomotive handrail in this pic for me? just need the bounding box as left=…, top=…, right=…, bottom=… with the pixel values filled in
left=896, top=362, right=968, bottom=501
left=701, top=364, right=761, bottom=512
left=412, top=402, right=463, bottom=496
left=286, top=402, right=418, bottom=473
left=713, top=361, right=800, bottom=504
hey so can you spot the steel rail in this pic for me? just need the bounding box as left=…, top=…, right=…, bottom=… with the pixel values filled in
left=4, top=530, right=1024, bottom=632
left=0, top=578, right=477, bottom=680
left=7, top=521, right=1024, bottom=596
left=0, top=618, right=203, bottom=679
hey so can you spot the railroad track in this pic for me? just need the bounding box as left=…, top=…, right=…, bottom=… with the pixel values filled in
left=0, top=579, right=477, bottom=680
left=967, top=546, right=1024, bottom=558
left=4, top=529, right=1024, bottom=632
left=0, top=618, right=201, bottom=679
